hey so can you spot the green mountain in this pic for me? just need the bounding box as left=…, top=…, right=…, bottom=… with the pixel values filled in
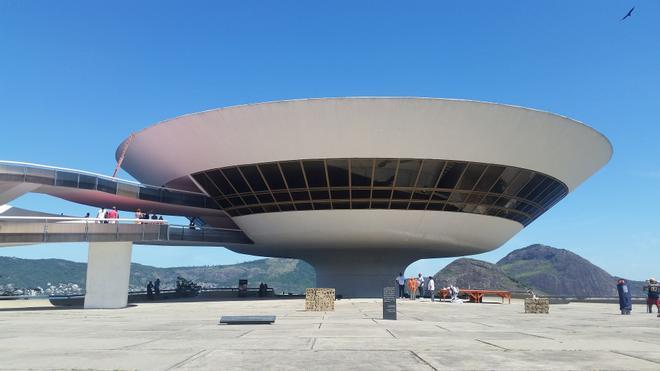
left=0, top=256, right=315, bottom=294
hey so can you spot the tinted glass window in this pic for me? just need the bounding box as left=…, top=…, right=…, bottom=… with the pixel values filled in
left=259, top=163, right=286, bottom=190
left=207, top=170, right=235, bottom=195
left=272, top=192, right=291, bottom=202
left=437, top=162, right=466, bottom=189
left=78, top=174, right=96, bottom=190
left=350, top=159, right=373, bottom=187
left=395, top=159, right=422, bottom=187
left=204, top=158, right=567, bottom=227
left=503, top=170, right=534, bottom=196
left=456, top=163, right=487, bottom=190
left=526, top=177, right=553, bottom=202
left=239, top=166, right=268, bottom=192
left=280, top=161, right=307, bottom=189
left=139, top=187, right=160, bottom=202
left=192, top=173, right=222, bottom=197
left=97, top=178, right=117, bottom=194
left=417, top=160, right=445, bottom=188
left=327, top=159, right=349, bottom=187
left=55, top=171, right=78, bottom=187
left=222, top=168, right=251, bottom=193
left=310, top=190, right=330, bottom=200
left=302, top=160, right=327, bottom=188
left=25, top=167, right=55, bottom=185
left=491, top=167, right=519, bottom=194
left=516, top=173, right=544, bottom=198
left=373, top=159, right=397, bottom=187
left=474, top=165, right=505, bottom=192
left=257, top=193, right=275, bottom=203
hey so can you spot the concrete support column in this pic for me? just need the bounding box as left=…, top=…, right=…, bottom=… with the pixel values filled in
left=84, top=241, right=133, bottom=309
left=302, top=250, right=418, bottom=298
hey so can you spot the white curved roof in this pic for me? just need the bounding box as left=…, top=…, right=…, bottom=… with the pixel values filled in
left=118, top=97, right=612, bottom=192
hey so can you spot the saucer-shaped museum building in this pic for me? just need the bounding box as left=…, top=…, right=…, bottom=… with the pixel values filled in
left=115, top=98, right=612, bottom=297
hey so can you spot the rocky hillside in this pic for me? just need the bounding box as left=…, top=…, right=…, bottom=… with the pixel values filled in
left=433, top=258, right=536, bottom=293
left=434, top=244, right=645, bottom=297
left=497, top=244, right=622, bottom=297
left=0, top=256, right=315, bottom=294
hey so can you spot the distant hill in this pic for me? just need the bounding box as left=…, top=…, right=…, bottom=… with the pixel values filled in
left=0, top=256, right=315, bottom=294
left=497, top=244, right=620, bottom=297
left=433, top=258, right=544, bottom=295
left=434, top=244, right=645, bottom=298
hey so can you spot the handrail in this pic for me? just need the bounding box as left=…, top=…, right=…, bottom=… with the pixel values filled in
left=0, top=216, right=244, bottom=232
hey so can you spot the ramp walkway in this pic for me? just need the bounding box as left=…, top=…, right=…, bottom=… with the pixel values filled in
left=0, top=217, right=253, bottom=246
left=0, top=161, right=237, bottom=228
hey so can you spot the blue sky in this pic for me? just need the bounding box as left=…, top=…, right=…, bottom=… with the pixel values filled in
left=1, top=1, right=659, bottom=280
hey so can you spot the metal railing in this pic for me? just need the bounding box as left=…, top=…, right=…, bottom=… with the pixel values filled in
left=0, top=216, right=252, bottom=245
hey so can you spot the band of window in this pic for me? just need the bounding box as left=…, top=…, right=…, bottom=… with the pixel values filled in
left=191, top=159, right=568, bottom=226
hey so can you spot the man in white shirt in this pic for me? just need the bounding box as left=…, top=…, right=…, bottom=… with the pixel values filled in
left=427, top=276, right=436, bottom=302
left=96, top=208, right=105, bottom=223
left=417, top=273, right=425, bottom=298
left=395, top=273, right=405, bottom=299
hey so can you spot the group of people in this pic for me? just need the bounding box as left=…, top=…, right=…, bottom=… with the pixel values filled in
left=134, top=208, right=163, bottom=223
left=606, top=277, right=660, bottom=316
left=90, top=207, right=165, bottom=223
left=395, top=273, right=437, bottom=301
left=95, top=206, right=119, bottom=223
left=146, top=278, right=161, bottom=300
left=395, top=273, right=462, bottom=303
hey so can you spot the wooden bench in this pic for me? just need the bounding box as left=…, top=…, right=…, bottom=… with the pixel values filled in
left=439, top=289, right=511, bottom=304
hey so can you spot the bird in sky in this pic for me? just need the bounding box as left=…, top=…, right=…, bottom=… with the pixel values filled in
left=621, top=7, right=635, bottom=21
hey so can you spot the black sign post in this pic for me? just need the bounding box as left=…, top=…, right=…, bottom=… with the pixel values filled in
left=383, top=286, right=397, bottom=320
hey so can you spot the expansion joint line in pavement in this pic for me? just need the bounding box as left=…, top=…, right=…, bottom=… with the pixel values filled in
left=238, top=329, right=254, bottom=337
left=409, top=350, right=438, bottom=371
left=475, top=339, right=509, bottom=351
left=611, top=350, right=660, bottom=365
left=166, top=349, right=208, bottom=370
left=435, top=324, right=451, bottom=332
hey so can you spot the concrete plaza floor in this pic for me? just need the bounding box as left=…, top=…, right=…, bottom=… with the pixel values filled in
left=1, top=297, right=660, bottom=370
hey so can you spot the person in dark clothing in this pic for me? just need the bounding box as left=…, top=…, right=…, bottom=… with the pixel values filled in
left=263, top=283, right=268, bottom=296
left=154, top=278, right=161, bottom=298
left=258, top=282, right=265, bottom=297
left=616, top=279, right=632, bottom=315
left=643, top=278, right=660, bottom=314
left=146, top=281, right=154, bottom=300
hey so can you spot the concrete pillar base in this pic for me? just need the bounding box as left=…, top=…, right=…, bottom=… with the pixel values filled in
left=302, top=251, right=417, bottom=298
left=84, top=241, right=133, bottom=309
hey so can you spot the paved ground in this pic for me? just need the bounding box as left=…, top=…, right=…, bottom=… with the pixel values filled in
left=1, top=297, right=660, bottom=370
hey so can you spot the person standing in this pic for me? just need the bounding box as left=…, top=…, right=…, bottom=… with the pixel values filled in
left=146, top=281, right=154, bottom=300
left=616, top=279, right=632, bottom=315
left=154, top=278, right=161, bottom=299
left=107, top=206, right=119, bottom=223
left=417, top=273, right=425, bottom=298
left=134, top=208, right=144, bottom=224
left=407, top=278, right=418, bottom=300
left=643, top=278, right=660, bottom=314
left=395, top=273, right=405, bottom=299
left=96, top=207, right=105, bottom=223
left=427, top=276, right=436, bottom=302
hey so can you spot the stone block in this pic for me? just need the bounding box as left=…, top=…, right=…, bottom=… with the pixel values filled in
left=305, top=288, right=335, bottom=311
left=524, top=298, right=549, bottom=314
